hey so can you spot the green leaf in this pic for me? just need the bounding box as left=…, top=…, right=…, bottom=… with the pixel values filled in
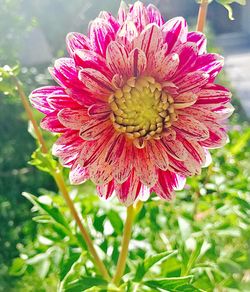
left=144, top=250, right=178, bottom=272
left=143, top=276, right=195, bottom=291
left=107, top=210, right=124, bottom=234
left=22, top=192, right=70, bottom=233
left=29, top=147, right=57, bottom=174
left=135, top=250, right=177, bottom=282
left=63, top=276, right=107, bottom=292
left=9, top=258, right=27, bottom=276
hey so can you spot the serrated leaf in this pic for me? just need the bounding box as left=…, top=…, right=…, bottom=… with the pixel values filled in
left=29, top=147, right=57, bottom=174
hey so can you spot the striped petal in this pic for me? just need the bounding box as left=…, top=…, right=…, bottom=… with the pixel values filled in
left=187, top=31, right=207, bottom=55
left=78, top=68, right=114, bottom=96
left=128, top=48, right=147, bottom=77
left=79, top=119, right=111, bottom=141
left=89, top=18, right=116, bottom=56
left=58, top=108, right=89, bottom=130
left=147, top=4, right=164, bottom=26
left=162, top=17, right=188, bottom=53
left=66, top=32, right=91, bottom=57
left=173, top=115, right=209, bottom=141
left=106, top=41, right=129, bottom=75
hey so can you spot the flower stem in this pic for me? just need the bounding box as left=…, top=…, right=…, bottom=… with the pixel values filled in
left=14, top=77, right=111, bottom=281
left=113, top=201, right=143, bottom=286
left=53, top=170, right=111, bottom=281
left=196, top=0, right=209, bottom=33
left=13, top=78, right=48, bottom=153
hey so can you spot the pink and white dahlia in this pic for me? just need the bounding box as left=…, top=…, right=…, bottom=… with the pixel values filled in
left=30, top=1, right=233, bottom=205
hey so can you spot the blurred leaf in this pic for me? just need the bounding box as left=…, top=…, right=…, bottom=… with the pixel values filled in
left=178, top=217, right=192, bottom=241
left=62, top=276, right=107, bottom=292
left=143, top=276, right=196, bottom=291
left=9, top=258, right=27, bottom=276
left=135, top=250, right=177, bottom=282
left=107, top=210, right=123, bottom=234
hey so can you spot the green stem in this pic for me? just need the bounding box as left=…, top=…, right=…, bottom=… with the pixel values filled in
left=14, top=77, right=111, bottom=281
left=113, top=201, right=143, bottom=286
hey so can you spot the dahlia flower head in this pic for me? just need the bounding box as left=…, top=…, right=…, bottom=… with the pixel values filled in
left=30, top=1, right=233, bottom=206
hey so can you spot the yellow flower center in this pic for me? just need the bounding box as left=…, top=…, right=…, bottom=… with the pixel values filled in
left=109, top=76, right=176, bottom=142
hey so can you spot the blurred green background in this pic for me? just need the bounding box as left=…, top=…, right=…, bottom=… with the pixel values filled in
left=0, top=0, right=249, bottom=291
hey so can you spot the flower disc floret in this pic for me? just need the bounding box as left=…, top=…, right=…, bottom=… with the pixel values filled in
left=110, top=76, right=176, bottom=141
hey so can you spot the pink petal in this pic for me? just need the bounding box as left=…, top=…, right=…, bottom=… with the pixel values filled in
left=89, top=160, right=113, bottom=185
left=177, top=71, right=209, bottom=93
left=70, top=161, right=89, bottom=185
left=113, top=143, right=133, bottom=184
left=116, top=20, right=138, bottom=51
left=196, top=83, right=232, bottom=106
left=40, top=112, right=66, bottom=133
left=49, top=58, right=81, bottom=89
left=134, top=148, right=157, bottom=188
left=179, top=136, right=206, bottom=166
left=134, top=24, right=163, bottom=59
left=174, top=92, right=197, bottom=109
left=161, top=138, right=188, bottom=161
left=66, top=32, right=91, bottom=57
left=79, top=119, right=111, bottom=141
left=88, top=103, right=111, bottom=120
left=147, top=4, right=164, bottom=26
left=173, top=42, right=198, bottom=79
left=96, top=181, right=114, bottom=200
left=106, top=41, right=129, bottom=76
left=178, top=106, right=217, bottom=123
left=74, top=49, right=112, bottom=79
left=187, top=32, right=207, bottom=55
left=211, top=103, right=234, bottom=120
left=78, top=68, right=114, bottom=96
left=104, top=134, right=125, bottom=165
left=88, top=18, right=116, bottom=56
left=162, top=17, right=188, bottom=53
left=193, top=53, right=224, bottom=80
left=148, top=140, right=169, bottom=171
left=128, top=48, right=147, bottom=77
left=129, top=1, right=149, bottom=32
left=52, top=131, right=83, bottom=166
left=151, top=52, right=179, bottom=81
left=66, top=87, right=106, bottom=106
left=98, top=11, right=120, bottom=32
left=114, top=170, right=142, bottom=206
left=78, top=128, right=114, bottom=167
left=151, top=170, right=185, bottom=200
left=29, top=86, right=61, bottom=114
left=200, top=122, right=228, bottom=148
left=117, top=1, right=129, bottom=24
left=58, top=108, right=89, bottom=130
left=47, top=90, right=81, bottom=110
left=173, top=115, right=209, bottom=141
